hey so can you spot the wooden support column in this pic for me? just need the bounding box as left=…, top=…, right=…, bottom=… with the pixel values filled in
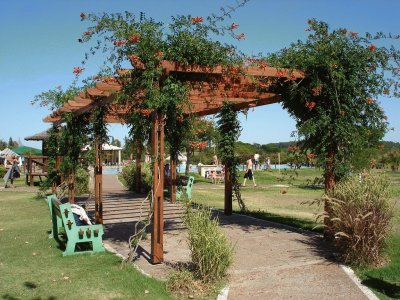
left=151, top=112, right=165, bottom=264
left=170, top=155, right=177, bottom=203
left=94, top=141, right=103, bottom=224
left=135, top=139, right=142, bottom=194
left=224, top=162, right=232, bottom=215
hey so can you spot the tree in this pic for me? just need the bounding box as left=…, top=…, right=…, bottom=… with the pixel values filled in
left=8, top=137, right=18, bottom=148
left=110, top=137, right=121, bottom=147
left=268, top=19, right=398, bottom=190
left=0, top=139, right=7, bottom=149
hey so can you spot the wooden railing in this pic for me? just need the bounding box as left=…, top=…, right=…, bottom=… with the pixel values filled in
left=25, top=155, right=62, bottom=186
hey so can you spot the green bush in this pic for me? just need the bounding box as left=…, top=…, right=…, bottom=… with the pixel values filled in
left=121, top=162, right=152, bottom=193
left=183, top=205, right=233, bottom=282
left=75, top=167, right=89, bottom=194
left=324, top=173, right=394, bottom=266
left=0, top=165, right=6, bottom=178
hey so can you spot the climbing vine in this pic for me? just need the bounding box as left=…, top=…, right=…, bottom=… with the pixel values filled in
left=217, top=102, right=246, bottom=212
left=267, top=19, right=399, bottom=190
left=41, top=125, right=61, bottom=192
left=58, top=113, right=90, bottom=197
left=76, top=4, right=248, bottom=159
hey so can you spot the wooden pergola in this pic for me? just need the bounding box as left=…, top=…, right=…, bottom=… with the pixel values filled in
left=44, top=60, right=303, bottom=263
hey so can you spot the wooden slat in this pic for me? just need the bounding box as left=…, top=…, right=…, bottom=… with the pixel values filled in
left=68, top=100, right=90, bottom=108
left=73, top=96, right=93, bottom=104
left=95, top=82, right=121, bottom=92
left=87, top=87, right=109, bottom=97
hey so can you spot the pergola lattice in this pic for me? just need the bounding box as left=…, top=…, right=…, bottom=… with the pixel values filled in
left=44, top=60, right=303, bottom=263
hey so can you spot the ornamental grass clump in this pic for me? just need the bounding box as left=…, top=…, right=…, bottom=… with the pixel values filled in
left=183, top=205, right=233, bottom=283
left=121, top=162, right=152, bottom=193
left=324, top=173, right=393, bottom=266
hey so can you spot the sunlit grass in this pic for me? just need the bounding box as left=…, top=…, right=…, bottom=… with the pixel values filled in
left=0, top=191, right=172, bottom=300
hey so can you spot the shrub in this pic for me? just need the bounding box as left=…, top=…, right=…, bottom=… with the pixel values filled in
left=0, top=165, right=6, bottom=178
left=75, top=167, right=89, bottom=194
left=121, top=162, right=152, bottom=193
left=324, top=173, right=394, bottom=266
left=183, top=205, right=233, bottom=282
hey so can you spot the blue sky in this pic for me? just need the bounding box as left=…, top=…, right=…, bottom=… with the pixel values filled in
left=1, top=0, right=399, bottom=149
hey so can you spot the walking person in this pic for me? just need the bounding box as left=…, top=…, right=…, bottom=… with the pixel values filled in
left=4, top=155, right=20, bottom=188
left=242, top=157, right=257, bottom=187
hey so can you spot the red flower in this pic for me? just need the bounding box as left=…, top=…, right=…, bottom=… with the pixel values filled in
left=80, top=12, right=86, bottom=20
left=369, top=44, right=376, bottom=51
left=191, top=16, right=203, bottom=24
left=154, top=51, right=164, bottom=58
left=230, top=23, right=239, bottom=30
left=276, top=70, right=285, bottom=77
left=129, top=34, right=140, bottom=43
left=114, top=40, right=127, bottom=46
left=142, top=109, right=152, bottom=117
left=311, top=86, right=322, bottom=96
left=229, top=67, right=238, bottom=75
left=130, top=55, right=141, bottom=65
left=366, top=97, right=375, bottom=103
left=307, top=153, right=316, bottom=159
left=350, top=31, right=358, bottom=36
left=236, top=33, right=245, bottom=40
left=73, top=66, right=84, bottom=75
left=288, top=146, right=300, bottom=151
left=258, top=60, right=268, bottom=68
left=305, top=101, right=316, bottom=110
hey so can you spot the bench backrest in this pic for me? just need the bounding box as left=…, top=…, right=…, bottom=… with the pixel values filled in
left=176, top=175, right=194, bottom=199
left=50, top=197, right=78, bottom=238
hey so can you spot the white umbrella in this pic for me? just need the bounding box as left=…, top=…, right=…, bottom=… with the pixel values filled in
left=0, top=148, right=17, bottom=158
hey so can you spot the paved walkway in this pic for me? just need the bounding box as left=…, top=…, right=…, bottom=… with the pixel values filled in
left=90, top=175, right=371, bottom=299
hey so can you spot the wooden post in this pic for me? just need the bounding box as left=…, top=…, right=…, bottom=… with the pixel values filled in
left=94, top=141, right=103, bottom=224
left=29, top=156, right=33, bottom=186
left=224, top=162, right=232, bottom=215
left=135, top=139, right=142, bottom=194
left=151, top=112, right=164, bottom=264
left=170, top=155, right=177, bottom=203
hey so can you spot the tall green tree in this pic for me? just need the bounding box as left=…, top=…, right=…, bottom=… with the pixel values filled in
left=267, top=19, right=398, bottom=190
left=8, top=137, right=18, bottom=148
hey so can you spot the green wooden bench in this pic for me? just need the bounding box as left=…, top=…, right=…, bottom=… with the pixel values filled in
left=46, top=194, right=105, bottom=256
left=176, top=175, right=194, bottom=200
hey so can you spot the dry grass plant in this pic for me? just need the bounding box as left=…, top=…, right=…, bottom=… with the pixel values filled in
left=183, top=202, right=234, bottom=283
left=323, top=173, right=394, bottom=266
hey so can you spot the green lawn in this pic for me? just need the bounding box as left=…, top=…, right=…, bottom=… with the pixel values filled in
left=0, top=189, right=172, bottom=300
left=192, top=168, right=324, bottom=230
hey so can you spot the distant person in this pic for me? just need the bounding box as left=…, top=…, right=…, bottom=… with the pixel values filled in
left=243, top=157, right=257, bottom=187
left=164, top=163, right=171, bottom=186
left=254, top=153, right=260, bottom=170
left=212, top=154, right=218, bottom=166
left=4, top=155, right=20, bottom=188
left=265, top=156, right=271, bottom=170
left=71, top=204, right=92, bottom=226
